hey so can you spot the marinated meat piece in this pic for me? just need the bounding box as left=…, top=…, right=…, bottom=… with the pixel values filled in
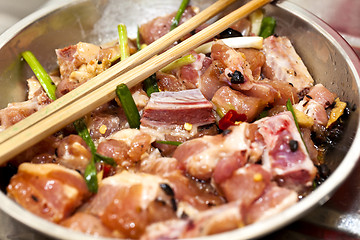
left=0, top=91, right=51, bottom=131
left=142, top=201, right=243, bottom=239
left=141, top=89, right=215, bottom=126
left=165, top=170, right=224, bottom=211
left=211, top=41, right=254, bottom=91
left=219, top=164, right=271, bottom=206
left=84, top=171, right=176, bottom=238
left=139, top=6, right=197, bottom=45
left=61, top=212, right=118, bottom=238
left=245, top=184, right=298, bottom=224
left=295, top=98, right=328, bottom=126
left=56, top=135, right=92, bottom=174
left=237, top=48, right=266, bottom=80
left=230, top=18, right=251, bottom=36
left=212, top=86, right=266, bottom=122
left=242, top=80, right=299, bottom=106
left=262, top=36, right=314, bottom=94
left=156, top=71, right=187, bottom=92
left=98, top=129, right=154, bottom=167
left=55, top=42, right=119, bottom=97
left=7, top=163, right=89, bottom=223
left=294, top=84, right=337, bottom=126
left=307, top=83, right=336, bottom=108
left=198, top=60, right=228, bottom=100
left=174, top=123, right=253, bottom=181
left=256, top=112, right=317, bottom=191
left=174, top=52, right=212, bottom=90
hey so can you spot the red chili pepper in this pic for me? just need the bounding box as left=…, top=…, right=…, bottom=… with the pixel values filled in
left=218, top=110, right=247, bottom=130
left=102, top=163, right=113, bottom=178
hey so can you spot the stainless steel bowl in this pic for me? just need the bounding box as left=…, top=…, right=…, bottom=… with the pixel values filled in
left=0, top=0, right=359, bottom=239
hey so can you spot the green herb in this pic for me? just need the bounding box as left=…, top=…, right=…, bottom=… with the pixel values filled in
left=156, top=140, right=182, bottom=146
left=136, top=25, right=142, bottom=51
left=170, top=0, right=190, bottom=31
left=84, top=157, right=98, bottom=193
left=286, top=99, right=309, bottom=153
left=95, top=152, right=117, bottom=167
left=73, top=118, right=96, bottom=153
left=161, top=54, right=196, bottom=73
left=118, top=23, right=130, bottom=61
left=259, top=16, right=276, bottom=38
left=116, top=83, right=141, bottom=129
left=143, top=74, right=159, bottom=97
left=21, top=51, right=57, bottom=100
left=74, top=118, right=116, bottom=193
left=258, top=110, right=268, bottom=119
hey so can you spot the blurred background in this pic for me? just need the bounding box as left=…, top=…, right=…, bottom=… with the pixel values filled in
left=0, top=0, right=359, bottom=55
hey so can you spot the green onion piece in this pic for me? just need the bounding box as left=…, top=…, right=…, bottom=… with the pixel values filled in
left=136, top=25, right=142, bottom=51
left=95, top=153, right=117, bottom=167
left=143, top=74, right=159, bottom=97
left=156, top=140, right=182, bottom=146
left=286, top=99, right=309, bottom=153
left=161, top=54, right=196, bottom=73
left=84, top=157, right=98, bottom=193
left=258, top=110, right=268, bottom=119
left=118, top=24, right=130, bottom=61
left=249, top=9, right=264, bottom=36
left=170, top=0, right=190, bottom=31
left=73, top=118, right=96, bottom=153
left=116, top=83, right=141, bottom=129
left=21, top=51, right=57, bottom=100
left=259, top=16, right=276, bottom=38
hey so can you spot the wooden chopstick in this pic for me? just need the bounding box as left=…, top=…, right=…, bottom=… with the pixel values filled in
left=0, top=0, right=272, bottom=164
left=0, top=0, right=237, bottom=145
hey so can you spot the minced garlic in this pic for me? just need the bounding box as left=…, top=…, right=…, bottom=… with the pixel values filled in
left=99, top=124, right=107, bottom=134
left=253, top=173, right=263, bottom=182
left=184, top=123, right=192, bottom=131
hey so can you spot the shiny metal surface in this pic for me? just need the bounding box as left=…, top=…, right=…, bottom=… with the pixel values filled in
left=0, top=0, right=359, bottom=239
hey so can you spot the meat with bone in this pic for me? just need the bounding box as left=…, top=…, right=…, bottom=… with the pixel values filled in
left=262, top=36, right=314, bottom=94
left=7, top=163, right=89, bottom=223
left=141, top=89, right=215, bottom=126
left=256, top=111, right=317, bottom=191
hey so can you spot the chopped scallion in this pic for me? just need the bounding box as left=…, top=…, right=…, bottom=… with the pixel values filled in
left=116, top=83, right=141, bottom=129
left=156, top=140, right=182, bottom=146
left=143, top=74, right=159, bottom=97
left=84, top=157, right=98, bottom=193
left=161, top=54, right=196, bottom=73
left=21, top=51, right=57, bottom=100
left=286, top=99, right=309, bottom=153
left=118, top=24, right=130, bottom=61
left=170, top=0, right=190, bottom=31
left=259, top=16, right=276, bottom=38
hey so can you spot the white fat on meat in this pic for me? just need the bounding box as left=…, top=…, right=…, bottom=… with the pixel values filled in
left=262, top=36, right=314, bottom=93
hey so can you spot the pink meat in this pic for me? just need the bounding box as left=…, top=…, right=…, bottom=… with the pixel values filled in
left=262, top=36, right=314, bottom=94
left=219, top=164, right=272, bottom=206
left=212, top=86, right=266, bottom=122
left=139, top=6, right=197, bottom=45
left=245, top=184, right=298, bottom=224
left=141, top=89, right=215, bottom=126
left=307, top=83, right=337, bottom=108
left=256, top=112, right=317, bottom=191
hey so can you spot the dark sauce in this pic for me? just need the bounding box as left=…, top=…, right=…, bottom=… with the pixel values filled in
left=0, top=163, right=18, bottom=193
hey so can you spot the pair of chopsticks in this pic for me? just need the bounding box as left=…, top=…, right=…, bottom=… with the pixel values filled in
left=0, top=0, right=272, bottom=165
